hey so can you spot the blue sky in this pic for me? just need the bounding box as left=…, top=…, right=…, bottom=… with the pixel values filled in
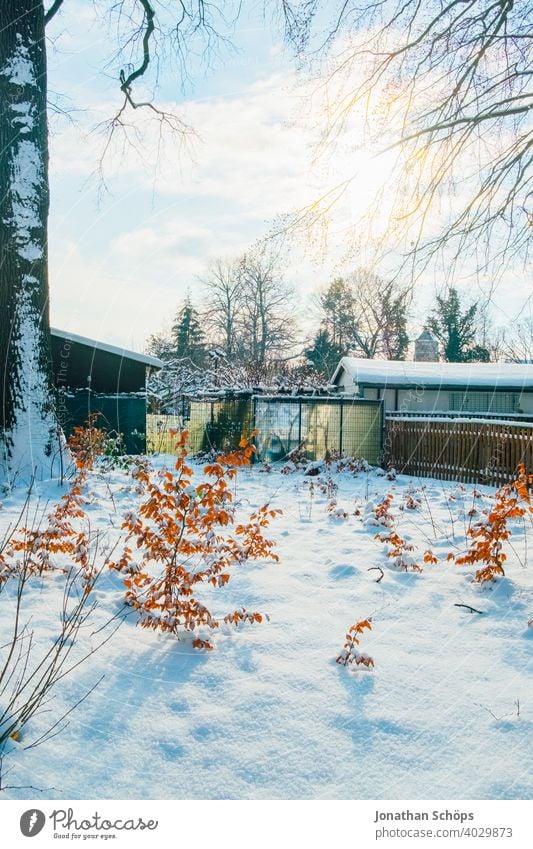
left=45, top=1, right=531, bottom=353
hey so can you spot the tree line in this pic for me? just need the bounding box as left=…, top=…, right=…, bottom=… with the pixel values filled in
left=146, top=246, right=515, bottom=412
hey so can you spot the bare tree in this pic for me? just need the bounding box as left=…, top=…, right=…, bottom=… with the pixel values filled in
left=348, top=269, right=411, bottom=359
left=237, top=245, right=297, bottom=369
left=316, top=269, right=410, bottom=360
left=281, top=1, right=533, bottom=278
left=501, top=318, right=533, bottom=363
left=201, top=258, right=244, bottom=359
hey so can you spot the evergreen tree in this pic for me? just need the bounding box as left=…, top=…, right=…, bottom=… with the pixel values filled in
left=304, top=329, right=344, bottom=380
left=427, top=288, right=490, bottom=362
left=171, top=297, right=206, bottom=367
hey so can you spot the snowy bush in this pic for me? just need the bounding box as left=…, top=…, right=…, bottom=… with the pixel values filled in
left=362, top=495, right=395, bottom=528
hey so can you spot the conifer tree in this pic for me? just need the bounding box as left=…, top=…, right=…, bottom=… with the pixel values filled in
left=427, top=288, right=490, bottom=363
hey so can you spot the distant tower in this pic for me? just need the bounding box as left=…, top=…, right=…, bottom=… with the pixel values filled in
left=414, top=329, right=439, bottom=362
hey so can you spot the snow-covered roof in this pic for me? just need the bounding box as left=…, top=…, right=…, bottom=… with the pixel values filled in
left=51, top=327, right=163, bottom=369
left=331, top=357, right=533, bottom=390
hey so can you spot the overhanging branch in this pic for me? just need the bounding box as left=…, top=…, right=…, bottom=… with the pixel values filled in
left=44, top=0, right=64, bottom=25
left=119, top=0, right=155, bottom=108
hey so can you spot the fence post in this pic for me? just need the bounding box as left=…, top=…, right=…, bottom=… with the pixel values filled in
left=252, top=397, right=257, bottom=463
left=339, top=397, right=344, bottom=454
left=380, top=400, right=386, bottom=468
left=298, top=399, right=302, bottom=448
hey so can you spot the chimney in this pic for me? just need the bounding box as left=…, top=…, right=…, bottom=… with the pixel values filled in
left=414, top=330, right=439, bottom=362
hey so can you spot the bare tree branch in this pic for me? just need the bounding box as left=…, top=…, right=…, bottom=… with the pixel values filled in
left=119, top=0, right=155, bottom=108
left=281, top=0, right=533, bottom=279
left=44, top=0, right=64, bottom=25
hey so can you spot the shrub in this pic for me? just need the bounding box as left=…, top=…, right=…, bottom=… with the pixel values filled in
left=110, top=431, right=282, bottom=648
left=455, top=464, right=533, bottom=584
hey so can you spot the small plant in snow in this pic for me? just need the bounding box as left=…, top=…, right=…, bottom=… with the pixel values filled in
left=336, top=619, right=374, bottom=669
left=400, top=493, right=422, bottom=511
left=375, top=530, right=423, bottom=572
left=281, top=444, right=308, bottom=474
left=3, top=443, right=97, bottom=590
left=423, top=549, right=438, bottom=565
left=363, top=494, right=395, bottom=528
left=0, top=416, right=125, bottom=763
left=454, top=464, right=533, bottom=585
left=327, top=500, right=350, bottom=520
left=67, top=414, right=109, bottom=470
left=325, top=451, right=371, bottom=475
left=223, top=608, right=268, bottom=627
left=315, top=476, right=338, bottom=498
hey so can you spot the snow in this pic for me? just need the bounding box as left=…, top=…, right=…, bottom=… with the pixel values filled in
left=2, top=288, right=63, bottom=487
left=0, top=34, right=36, bottom=87
left=332, top=356, right=533, bottom=390
left=0, top=460, right=531, bottom=800
left=50, top=327, right=164, bottom=369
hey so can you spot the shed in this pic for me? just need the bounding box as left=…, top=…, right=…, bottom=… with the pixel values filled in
left=50, top=327, right=162, bottom=452
left=330, top=357, right=533, bottom=416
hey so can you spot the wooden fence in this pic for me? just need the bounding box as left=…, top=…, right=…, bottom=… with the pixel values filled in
left=384, top=418, right=533, bottom=486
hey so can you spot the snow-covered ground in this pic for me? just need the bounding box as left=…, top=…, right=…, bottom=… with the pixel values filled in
left=0, top=458, right=532, bottom=800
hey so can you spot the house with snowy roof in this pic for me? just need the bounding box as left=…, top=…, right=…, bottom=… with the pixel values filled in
left=330, top=332, right=533, bottom=416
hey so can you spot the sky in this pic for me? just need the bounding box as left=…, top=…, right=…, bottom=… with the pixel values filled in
left=45, top=0, right=532, bottom=354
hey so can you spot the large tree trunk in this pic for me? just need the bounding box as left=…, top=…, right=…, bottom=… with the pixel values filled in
left=0, top=0, right=61, bottom=485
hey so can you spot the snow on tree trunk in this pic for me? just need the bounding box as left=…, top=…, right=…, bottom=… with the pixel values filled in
left=0, top=0, right=62, bottom=486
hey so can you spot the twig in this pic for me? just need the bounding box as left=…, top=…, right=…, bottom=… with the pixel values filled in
left=368, top=566, right=384, bottom=583
left=454, top=603, right=484, bottom=614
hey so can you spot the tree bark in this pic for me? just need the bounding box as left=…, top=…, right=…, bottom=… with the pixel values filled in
left=0, top=0, right=60, bottom=484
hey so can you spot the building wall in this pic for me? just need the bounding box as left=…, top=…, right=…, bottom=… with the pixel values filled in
left=58, top=392, right=146, bottom=453
left=362, top=386, right=448, bottom=411
left=359, top=384, right=533, bottom=414
left=336, top=370, right=357, bottom=394
left=518, top=392, right=533, bottom=413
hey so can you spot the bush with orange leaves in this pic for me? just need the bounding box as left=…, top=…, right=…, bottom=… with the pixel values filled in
left=3, top=471, right=97, bottom=590
left=336, top=619, right=374, bottom=669
left=0, top=419, right=126, bottom=755
left=68, top=413, right=109, bottom=470
left=110, top=431, right=282, bottom=649
left=0, top=421, right=101, bottom=589
left=454, top=464, right=533, bottom=584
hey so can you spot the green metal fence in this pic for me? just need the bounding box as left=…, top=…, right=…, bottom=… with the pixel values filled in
left=148, top=396, right=384, bottom=465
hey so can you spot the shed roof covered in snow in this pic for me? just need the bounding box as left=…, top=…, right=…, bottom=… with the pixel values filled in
left=51, top=328, right=163, bottom=370
left=330, top=357, right=533, bottom=392
left=50, top=327, right=163, bottom=395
